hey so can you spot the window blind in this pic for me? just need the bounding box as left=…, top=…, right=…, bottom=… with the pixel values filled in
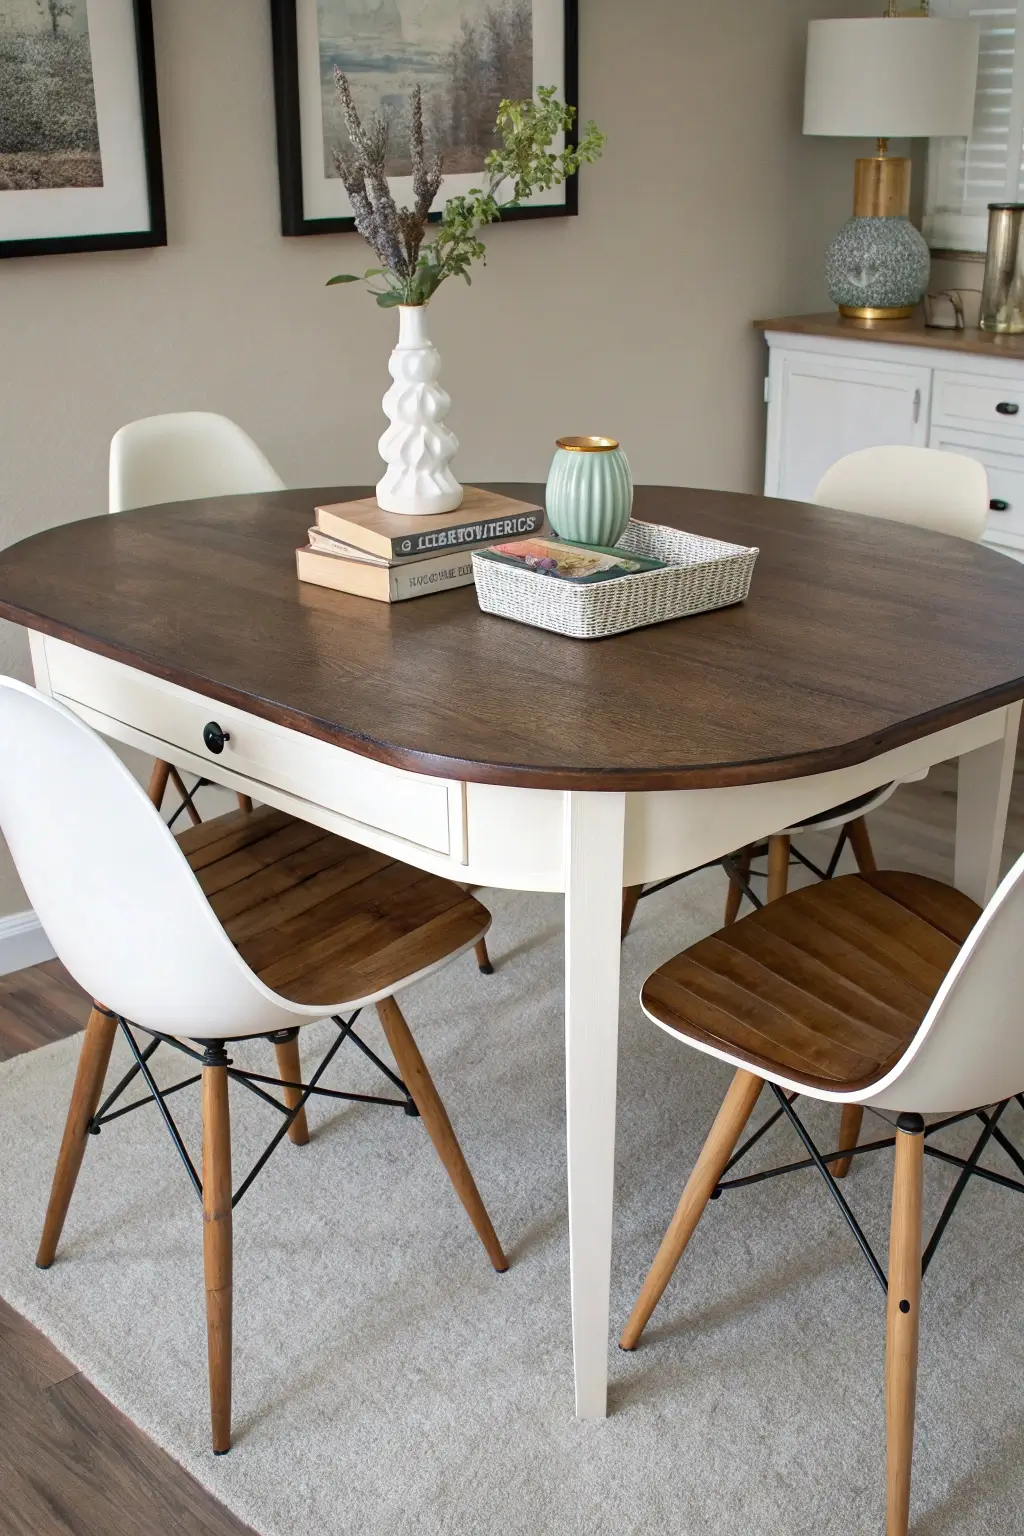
left=924, top=2, right=1024, bottom=251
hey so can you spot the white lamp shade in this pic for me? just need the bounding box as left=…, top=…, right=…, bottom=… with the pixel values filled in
left=804, top=18, right=980, bottom=139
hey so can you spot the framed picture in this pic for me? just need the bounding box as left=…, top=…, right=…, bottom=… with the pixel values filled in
left=0, top=0, right=165, bottom=259
left=270, top=0, right=579, bottom=237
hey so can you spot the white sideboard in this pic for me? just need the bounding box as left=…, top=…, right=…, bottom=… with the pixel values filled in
left=762, top=318, right=1024, bottom=560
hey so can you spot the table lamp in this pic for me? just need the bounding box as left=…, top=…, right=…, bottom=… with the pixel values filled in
left=804, top=11, right=980, bottom=321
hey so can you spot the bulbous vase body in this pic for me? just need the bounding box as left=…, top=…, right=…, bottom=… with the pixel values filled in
left=377, top=305, right=463, bottom=517
left=545, top=437, right=633, bottom=546
left=825, top=215, right=930, bottom=318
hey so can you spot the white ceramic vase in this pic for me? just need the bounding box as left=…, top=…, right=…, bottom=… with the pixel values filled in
left=376, top=304, right=463, bottom=517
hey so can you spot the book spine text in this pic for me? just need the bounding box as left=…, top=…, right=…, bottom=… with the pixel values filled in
left=392, top=553, right=477, bottom=600
left=391, top=510, right=542, bottom=558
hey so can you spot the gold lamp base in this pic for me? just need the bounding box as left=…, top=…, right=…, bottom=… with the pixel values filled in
left=828, top=140, right=926, bottom=324
left=838, top=303, right=916, bottom=322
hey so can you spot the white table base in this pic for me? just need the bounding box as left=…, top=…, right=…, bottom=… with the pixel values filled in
left=28, top=633, right=1021, bottom=1420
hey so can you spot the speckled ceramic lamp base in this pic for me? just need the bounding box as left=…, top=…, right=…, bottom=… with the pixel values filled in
left=825, top=153, right=930, bottom=322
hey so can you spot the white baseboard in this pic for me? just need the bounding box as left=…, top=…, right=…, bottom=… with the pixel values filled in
left=0, top=910, right=56, bottom=977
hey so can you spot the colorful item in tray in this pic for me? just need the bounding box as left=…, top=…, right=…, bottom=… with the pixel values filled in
left=477, top=537, right=665, bottom=584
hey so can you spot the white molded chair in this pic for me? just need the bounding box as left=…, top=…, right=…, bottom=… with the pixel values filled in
left=815, top=443, right=989, bottom=541
left=620, top=445, right=992, bottom=1186
left=109, top=412, right=285, bottom=824
left=710, top=446, right=990, bottom=1172
left=109, top=411, right=284, bottom=515
left=0, top=678, right=506, bottom=1453
left=621, top=860, right=1024, bottom=1535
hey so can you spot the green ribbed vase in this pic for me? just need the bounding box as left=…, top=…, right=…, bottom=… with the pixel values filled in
left=545, top=436, right=633, bottom=546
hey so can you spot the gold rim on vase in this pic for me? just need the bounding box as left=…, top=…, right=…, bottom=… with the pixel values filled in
left=555, top=435, right=620, bottom=452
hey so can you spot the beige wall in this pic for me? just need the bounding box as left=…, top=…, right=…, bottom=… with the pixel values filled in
left=0, top=0, right=873, bottom=918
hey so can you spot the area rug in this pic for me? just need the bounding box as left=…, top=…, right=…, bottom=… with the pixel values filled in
left=0, top=870, right=1022, bottom=1536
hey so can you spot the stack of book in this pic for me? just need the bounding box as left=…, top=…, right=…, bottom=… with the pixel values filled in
left=296, top=486, right=545, bottom=603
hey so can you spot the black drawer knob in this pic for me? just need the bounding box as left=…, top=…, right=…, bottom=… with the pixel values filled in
left=203, top=721, right=230, bottom=755
left=996, top=401, right=1020, bottom=415
left=990, top=498, right=1011, bottom=512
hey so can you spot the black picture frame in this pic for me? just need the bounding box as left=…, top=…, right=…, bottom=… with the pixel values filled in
left=0, top=0, right=166, bottom=261
left=270, top=0, right=579, bottom=238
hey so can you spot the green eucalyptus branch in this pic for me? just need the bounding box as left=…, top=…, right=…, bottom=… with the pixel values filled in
left=327, top=82, right=605, bottom=308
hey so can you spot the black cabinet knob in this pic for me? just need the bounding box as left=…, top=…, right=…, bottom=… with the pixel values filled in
left=203, top=721, right=230, bottom=754
left=990, top=498, right=1011, bottom=512
left=996, top=401, right=1020, bottom=415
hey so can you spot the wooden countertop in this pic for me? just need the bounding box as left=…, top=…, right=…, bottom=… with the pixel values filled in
left=2, top=484, right=1024, bottom=791
left=756, top=311, right=1024, bottom=360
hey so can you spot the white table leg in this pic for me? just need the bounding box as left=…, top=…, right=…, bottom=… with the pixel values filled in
left=563, top=789, right=626, bottom=1421
left=955, top=702, right=1021, bottom=904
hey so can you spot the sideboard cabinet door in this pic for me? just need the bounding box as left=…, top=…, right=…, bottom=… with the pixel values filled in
left=765, top=351, right=932, bottom=502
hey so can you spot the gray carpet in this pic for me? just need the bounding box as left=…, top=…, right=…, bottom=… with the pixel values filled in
left=1, top=871, right=1022, bottom=1536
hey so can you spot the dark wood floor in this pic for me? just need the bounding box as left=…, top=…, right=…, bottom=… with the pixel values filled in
left=0, top=958, right=91, bottom=1063
left=0, top=1294, right=256, bottom=1536
left=1, top=750, right=1021, bottom=1536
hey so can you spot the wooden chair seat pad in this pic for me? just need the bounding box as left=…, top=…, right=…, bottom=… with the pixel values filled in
left=641, top=872, right=981, bottom=1093
left=176, top=806, right=489, bottom=1007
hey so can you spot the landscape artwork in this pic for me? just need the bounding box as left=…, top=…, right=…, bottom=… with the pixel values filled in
left=0, top=0, right=102, bottom=191
left=317, top=0, right=533, bottom=178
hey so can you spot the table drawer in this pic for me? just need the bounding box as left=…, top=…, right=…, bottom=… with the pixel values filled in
left=932, top=371, right=1024, bottom=439
left=43, top=639, right=457, bottom=856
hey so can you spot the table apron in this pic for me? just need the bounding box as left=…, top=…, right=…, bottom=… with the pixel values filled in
left=30, top=633, right=1012, bottom=892
left=623, top=709, right=1009, bottom=887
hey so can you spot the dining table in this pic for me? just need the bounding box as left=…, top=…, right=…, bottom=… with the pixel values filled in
left=1, top=480, right=1023, bottom=1422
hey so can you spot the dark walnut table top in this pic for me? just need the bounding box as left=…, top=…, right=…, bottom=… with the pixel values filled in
left=1, top=483, right=1024, bottom=792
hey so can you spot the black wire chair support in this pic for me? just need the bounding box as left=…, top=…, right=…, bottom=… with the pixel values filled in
left=731, top=832, right=849, bottom=892
left=90, top=1010, right=418, bottom=1209
left=710, top=1085, right=1024, bottom=1294
left=631, top=836, right=848, bottom=924
left=164, top=773, right=211, bottom=831
left=635, top=856, right=765, bottom=915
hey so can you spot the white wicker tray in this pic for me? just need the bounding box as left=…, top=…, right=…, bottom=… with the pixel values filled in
left=472, top=519, right=759, bottom=639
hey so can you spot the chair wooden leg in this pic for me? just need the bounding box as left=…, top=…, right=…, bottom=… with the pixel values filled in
left=833, top=1103, right=865, bottom=1179
left=36, top=1007, right=118, bottom=1269
left=474, top=937, right=494, bottom=974
left=846, top=815, right=878, bottom=874
left=621, top=884, right=643, bottom=940
left=886, top=1113, right=924, bottom=1536
left=273, top=1033, right=309, bottom=1146
left=236, top=794, right=254, bottom=814
left=146, top=758, right=171, bottom=812
left=376, top=994, right=507, bottom=1273
left=767, top=834, right=790, bottom=903
left=619, top=1068, right=764, bottom=1350
left=202, top=1048, right=233, bottom=1455
left=168, top=765, right=202, bottom=827
left=723, top=847, right=752, bottom=925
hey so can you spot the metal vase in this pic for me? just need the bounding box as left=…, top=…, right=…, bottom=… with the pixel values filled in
left=980, top=204, right=1024, bottom=334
